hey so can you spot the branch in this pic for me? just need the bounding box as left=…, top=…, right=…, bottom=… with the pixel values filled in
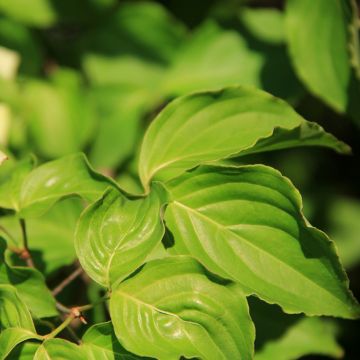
left=19, top=219, right=34, bottom=267
left=52, top=267, right=84, bottom=296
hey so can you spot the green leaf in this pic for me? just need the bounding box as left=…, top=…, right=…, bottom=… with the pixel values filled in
left=164, top=165, right=360, bottom=318
left=139, top=86, right=349, bottom=188
left=75, top=184, right=165, bottom=288
left=254, top=317, right=342, bottom=360
left=0, top=284, right=35, bottom=331
left=110, top=256, right=254, bottom=360
left=0, top=329, right=41, bottom=360
left=0, top=157, right=33, bottom=211
left=89, top=87, right=146, bottom=169
left=82, top=322, right=147, bottom=359
left=162, top=21, right=263, bottom=96
left=19, top=153, right=115, bottom=217
left=248, top=297, right=342, bottom=360
left=82, top=2, right=186, bottom=88
left=0, top=0, right=56, bottom=27
left=0, top=18, right=43, bottom=75
left=22, top=69, right=95, bottom=158
left=285, top=0, right=360, bottom=112
left=239, top=8, right=285, bottom=44
left=7, top=341, right=40, bottom=360
left=0, top=237, right=57, bottom=318
left=34, top=339, right=85, bottom=360
left=328, top=197, right=360, bottom=269
left=0, top=198, right=83, bottom=274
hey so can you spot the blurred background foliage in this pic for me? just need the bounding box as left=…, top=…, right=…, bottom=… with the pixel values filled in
left=0, top=0, right=360, bottom=358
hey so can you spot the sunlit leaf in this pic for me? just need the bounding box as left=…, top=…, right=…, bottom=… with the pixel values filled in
left=139, top=86, right=349, bottom=188
left=164, top=165, right=360, bottom=318
left=110, top=256, right=254, bottom=360
left=75, top=184, right=165, bottom=288
left=19, top=153, right=116, bottom=217
left=0, top=157, right=33, bottom=211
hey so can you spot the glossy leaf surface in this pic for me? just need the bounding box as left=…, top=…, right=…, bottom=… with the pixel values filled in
left=164, top=165, right=359, bottom=318
left=19, top=153, right=115, bottom=217
left=110, top=256, right=254, bottom=360
left=75, top=185, right=165, bottom=288
left=139, top=87, right=349, bottom=188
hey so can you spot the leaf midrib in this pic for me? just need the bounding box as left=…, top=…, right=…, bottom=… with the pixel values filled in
left=172, top=200, right=348, bottom=308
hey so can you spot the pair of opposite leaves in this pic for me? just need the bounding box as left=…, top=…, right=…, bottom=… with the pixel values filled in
left=1, top=86, right=358, bottom=360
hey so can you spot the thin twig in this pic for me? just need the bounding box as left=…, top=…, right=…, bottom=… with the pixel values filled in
left=65, top=324, right=82, bottom=344
left=43, top=313, right=76, bottom=340
left=19, top=218, right=34, bottom=267
left=52, top=267, right=84, bottom=296
left=56, top=301, right=71, bottom=314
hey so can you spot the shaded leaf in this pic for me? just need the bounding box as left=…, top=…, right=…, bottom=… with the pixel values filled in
left=82, top=322, right=148, bottom=359
left=7, top=341, right=40, bottom=360
left=22, top=69, right=95, bottom=158
left=164, top=165, right=360, bottom=318
left=0, top=329, right=41, bottom=360
left=0, top=18, right=43, bottom=75
left=82, top=2, right=186, bottom=88
left=110, top=256, right=254, bottom=360
left=34, top=339, right=85, bottom=360
left=0, top=237, right=57, bottom=318
left=285, top=0, right=360, bottom=113
left=75, top=184, right=165, bottom=288
left=239, top=8, right=284, bottom=45
left=89, top=87, right=146, bottom=170
left=0, top=284, right=34, bottom=331
left=0, top=0, right=56, bottom=27
left=1, top=198, right=82, bottom=274
left=328, top=196, right=360, bottom=269
left=0, top=150, right=8, bottom=165
left=255, top=317, right=342, bottom=360
left=162, top=21, right=263, bottom=96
